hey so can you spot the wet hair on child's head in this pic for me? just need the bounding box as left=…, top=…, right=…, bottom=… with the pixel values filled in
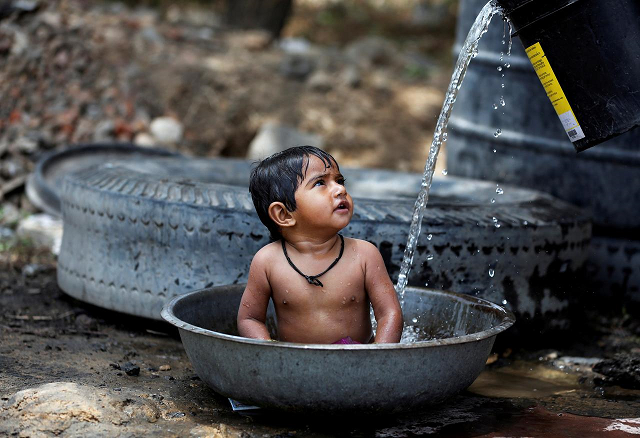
left=249, top=146, right=337, bottom=241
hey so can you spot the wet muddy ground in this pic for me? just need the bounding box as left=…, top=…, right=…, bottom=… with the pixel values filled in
left=1, top=247, right=639, bottom=437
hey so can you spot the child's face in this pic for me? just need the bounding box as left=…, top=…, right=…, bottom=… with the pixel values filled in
left=292, top=155, right=353, bottom=233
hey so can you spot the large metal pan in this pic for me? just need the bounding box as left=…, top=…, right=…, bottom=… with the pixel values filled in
left=161, top=284, right=515, bottom=413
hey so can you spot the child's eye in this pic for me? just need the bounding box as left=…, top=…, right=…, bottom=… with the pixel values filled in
left=338, top=178, right=346, bottom=185
left=314, top=180, right=325, bottom=187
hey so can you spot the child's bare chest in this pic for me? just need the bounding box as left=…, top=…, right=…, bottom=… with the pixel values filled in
left=269, top=255, right=367, bottom=309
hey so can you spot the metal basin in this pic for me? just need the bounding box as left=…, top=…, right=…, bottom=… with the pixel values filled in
left=161, top=284, right=515, bottom=413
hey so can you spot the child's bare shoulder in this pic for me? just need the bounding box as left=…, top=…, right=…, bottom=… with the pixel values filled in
left=346, top=238, right=382, bottom=258
left=252, top=241, right=281, bottom=265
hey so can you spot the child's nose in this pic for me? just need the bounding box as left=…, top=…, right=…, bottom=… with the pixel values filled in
left=333, top=183, right=346, bottom=197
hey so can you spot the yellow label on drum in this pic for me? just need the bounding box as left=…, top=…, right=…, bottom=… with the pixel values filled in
left=526, top=42, right=585, bottom=142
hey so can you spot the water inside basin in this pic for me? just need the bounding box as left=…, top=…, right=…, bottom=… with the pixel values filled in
left=162, top=285, right=514, bottom=413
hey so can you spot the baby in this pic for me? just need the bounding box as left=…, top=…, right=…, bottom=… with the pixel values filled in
left=237, top=146, right=403, bottom=344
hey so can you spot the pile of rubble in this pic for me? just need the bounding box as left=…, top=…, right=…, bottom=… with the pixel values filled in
left=0, top=0, right=451, bottom=212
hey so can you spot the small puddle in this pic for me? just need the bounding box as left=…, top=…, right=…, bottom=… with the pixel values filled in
left=468, top=360, right=579, bottom=398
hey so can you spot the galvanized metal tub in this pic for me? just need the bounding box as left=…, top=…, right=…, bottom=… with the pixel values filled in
left=161, top=284, right=515, bottom=413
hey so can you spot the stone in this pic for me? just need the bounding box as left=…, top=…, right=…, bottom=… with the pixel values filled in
left=121, top=362, right=140, bottom=376
left=159, top=364, right=171, bottom=371
left=247, top=122, right=324, bottom=160
left=0, top=159, right=24, bottom=179
left=279, top=53, right=316, bottom=80
left=93, top=120, right=116, bottom=142
left=0, top=382, right=138, bottom=436
left=15, top=135, right=39, bottom=154
left=16, top=213, right=63, bottom=255
left=344, top=36, right=398, bottom=67
left=307, top=70, right=333, bottom=92
left=150, top=117, right=183, bottom=144
left=340, top=65, right=361, bottom=88
left=133, top=132, right=156, bottom=147
left=0, top=203, right=21, bottom=226
left=279, top=37, right=312, bottom=54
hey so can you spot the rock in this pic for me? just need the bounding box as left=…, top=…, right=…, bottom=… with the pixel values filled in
left=133, top=132, right=156, bottom=147
left=75, top=314, right=98, bottom=330
left=16, top=213, right=63, bottom=255
left=15, top=134, right=39, bottom=154
left=279, top=53, right=316, bottom=80
left=22, top=263, right=43, bottom=277
left=150, top=117, right=183, bottom=144
left=279, top=37, right=312, bottom=54
left=340, top=65, right=361, bottom=88
left=93, top=120, right=116, bottom=142
left=190, top=424, right=245, bottom=438
left=593, top=354, right=640, bottom=389
left=122, top=362, right=140, bottom=376
left=411, top=0, right=451, bottom=27
left=1, top=159, right=24, bottom=179
left=344, top=36, right=398, bottom=67
left=307, top=70, right=333, bottom=92
left=0, top=226, right=14, bottom=240
left=139, top=26, right=164, bottom=45
left=247, top=122, right=324, bottom=160
left=0, top=203, right=21, bottom=226
left=0, top=382, right=161, bottom=436
left=159, top=364, right=171, bottom=371
left=227, top=30, right=272, bottom=51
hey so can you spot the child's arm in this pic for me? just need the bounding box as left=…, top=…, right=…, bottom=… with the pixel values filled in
left=237, top=249, right=273, bottom=341
left=362, top=242, right=403, bottom=343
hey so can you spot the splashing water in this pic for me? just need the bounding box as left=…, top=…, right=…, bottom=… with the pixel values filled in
left=394, top=1, right=502, bottom=307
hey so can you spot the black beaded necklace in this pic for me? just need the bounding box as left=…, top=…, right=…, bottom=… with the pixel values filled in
left=281, top=234, right=345, bottom=287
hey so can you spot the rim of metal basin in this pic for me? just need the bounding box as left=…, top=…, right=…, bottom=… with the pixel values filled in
left=161, top=285, right=516, bottom=350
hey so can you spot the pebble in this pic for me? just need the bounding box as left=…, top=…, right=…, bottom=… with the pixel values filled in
left=121, top=362, right=140, bottom=376
left=0, top=203, right=20, bottom=226
left=280, top=53, right=316, bottom=80
left=149, top=117, right=183, bottom=144
left=15, top=135, right=39, bottom=154
left=307, top=71, right=333, bottom=92
left=159, top=364, right=171, bottom=371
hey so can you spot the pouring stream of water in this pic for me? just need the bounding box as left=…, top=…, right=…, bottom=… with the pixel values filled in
left=395, top=1, right=502, bottom=308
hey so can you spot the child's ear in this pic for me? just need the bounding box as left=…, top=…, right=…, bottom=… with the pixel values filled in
left=268, top=202, right=296, bottom=228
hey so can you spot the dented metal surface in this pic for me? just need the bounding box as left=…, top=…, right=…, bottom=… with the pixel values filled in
left=161, top=284, right=515, bottom=413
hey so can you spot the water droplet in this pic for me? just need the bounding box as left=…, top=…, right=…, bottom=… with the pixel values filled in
left=491, top=198, right=496, bottom=203
left=441, top=169, right=448, bottom=176
left=502, top=299, right=507, bottom=305
left=497, top=66, right=503, bottom=72
left=495, top=223, right=501, bottom=228
left=496, top=187, right=504, bottom=195
left=412, top=317, right=418, bottom=324
left=489, top=269, right=495, bottom=278
left=494, top=129, right=502, bottom=138
left=442, top=132, right=448, bottom=141
left=501, top=83, right=505, bottom=88
left=426, top=254, right=434, bottom=261
left=523, top=220, right=528, bottom=225
left=427, top=234, right=433, bottom=240
left=282, top=300, right=288, bottom=304
left=492, top=103, right=498, bottom=110
left=424, top=282, right=429, bottom=287
left=500, top=97, right=506, bottom=106
left=504, top=63, right=511, bottom=68
left=493, top=148, right=497, bottom=153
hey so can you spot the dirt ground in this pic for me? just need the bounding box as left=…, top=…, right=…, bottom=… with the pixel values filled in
left=1, top=243, right=639, bottom=437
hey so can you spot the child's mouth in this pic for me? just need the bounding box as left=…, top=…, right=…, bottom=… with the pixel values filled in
left=336, top=202, right=349, bottom=211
